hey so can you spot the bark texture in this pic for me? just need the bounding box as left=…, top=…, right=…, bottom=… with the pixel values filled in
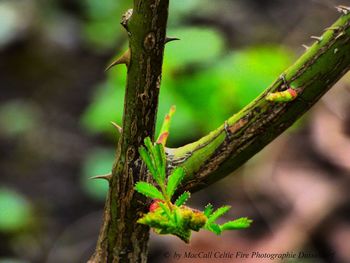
left=88, top=0, right=169, bottom=262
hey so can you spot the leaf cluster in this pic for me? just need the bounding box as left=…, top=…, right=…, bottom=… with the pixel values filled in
left=134, top=107, right=252, bottom=243
left=135, top=138, right=252, bottom=243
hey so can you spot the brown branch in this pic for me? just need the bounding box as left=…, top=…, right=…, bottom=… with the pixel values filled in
left=88, top=0, right=170, bottom=262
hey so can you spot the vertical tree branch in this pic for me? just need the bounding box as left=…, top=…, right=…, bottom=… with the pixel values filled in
left=89, top=1, right=169, bottom=262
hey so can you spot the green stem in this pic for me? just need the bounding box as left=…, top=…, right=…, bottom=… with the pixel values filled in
left=167, top=12, right=350, bottom=194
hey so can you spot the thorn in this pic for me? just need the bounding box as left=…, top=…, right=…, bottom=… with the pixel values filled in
left=310, top=35, right=323, bottom=42
left=279, top=73, right=288, bottom=87
left=302, top=44, right=310, bottom=50
left=335, top=31, right=345, bottom=40
left=335, top=5, right=350, bottom=15
left=165, top=37, right=180, bottom=44
left=105, top=49, right=130, bottom=72
left=110, top=121, right=122, bottom=133
left=224, top=121, right=231, bottom=138
left=324, top=26, right=340, bottom=32
left=90, top=173, right=112, bottom=182
left=121, top=9, right=133, bottom=32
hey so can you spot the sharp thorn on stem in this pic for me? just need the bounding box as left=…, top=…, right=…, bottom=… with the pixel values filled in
left=335, top=5, right=350, bottom=15
left=310, top=36, right=323, bottom=42
left=324, top=26, right=340, bottom=32
left=302, top=44, right=310, bottom=50
left=121, top=9, right=133, bottom=32
left=105, top=49, right=130, bottom=72
left=110, top=121, right=122, bottom=133
left=90, top=173, right=112, bottom=182
left=335, top=31, right=345, bottom=40
left=165, top=37, right=180, bottom=44
left=279, top=73, right=289, bottom=89
left=224, top=121, right=231, bottom=138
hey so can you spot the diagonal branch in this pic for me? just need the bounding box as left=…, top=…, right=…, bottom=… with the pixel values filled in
left=167, top=12, right=350, bottom=194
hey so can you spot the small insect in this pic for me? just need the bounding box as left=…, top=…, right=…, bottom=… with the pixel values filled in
left=266, top=74, right=298, bottom=103
left=266, top=88, right=298, bottom=102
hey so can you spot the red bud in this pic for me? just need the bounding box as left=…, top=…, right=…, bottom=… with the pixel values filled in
left=149, top=200, right=163, bottom=212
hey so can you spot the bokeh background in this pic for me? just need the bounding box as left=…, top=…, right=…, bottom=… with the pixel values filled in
left=1, top=0, right=350, bottom=262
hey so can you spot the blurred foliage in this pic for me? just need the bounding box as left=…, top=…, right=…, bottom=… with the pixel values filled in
left=81, top=0, right=294, bottom=146
left=2, top=0, right=347, bottom=261
left=0, top=259, right=28, bottom=263
left=83, top=0, right=130, bottom=50
left=0, top=100, right=40, bottom=137
left=81, top=27, right=293, bottom=145
left=81, top=148, right=115, bottom=200
left=164, top=27, right=225, bottom=68
left=0, top=188, right=31, bottom=232
left=82, top=0, right=203, bottom=50
left=0, top=2, right=20, bottom=47
left=0, top=1, right=32, bottom=48
left=80, top=73, right=126, bottom=137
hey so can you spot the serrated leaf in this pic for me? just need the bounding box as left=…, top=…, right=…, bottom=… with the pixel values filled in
left=166, top=167, right=185, bottom=199
left=174, top=228, right=192, bottom=243
left=204, top=203, right=213, bottom=217
left=137, top=213, right=170, bottom=229
left=207, top=223, right=222, bottom=235
left=138, top=146, right=158, bottom=181
left=154, top=143, right=166, bottom=182
left=134, top=182, right=165, bottom=201
left=206, top=205, right=231, bottom=226
left=220, top=217, right=253, bottom=230
left=144, top=137, right=156, bottom=163
left=144, top=137, right=153, bottom=151
left=175, top=191, right=190, bottom=206
left=143, top=137, right=166, bottom=185
left=141, top=137, right=167, bottom=186
left=158, top=202, right=173, bottom=220
left=173, top=206, right=182, bottom=225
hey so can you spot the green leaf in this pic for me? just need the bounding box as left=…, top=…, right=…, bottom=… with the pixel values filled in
left=175, top=191, right=190, bottom=206
left=144, top=137, right=154, bottom=155
left=174, top=228, right=192, bottom=244
left=206, top=205, right=231, bottom=226
left=158, top=202, right=173, bottom=220
left=220, top=217, right=253, bottom=230
left=173, top=206, right=182, bottom=225
left=134, top=182, right=165, bottom=201
left=144, top=139, right=156, bottom=165
left=206, top=223, right=222, bottom=235
left=166, top=167, right=185, bottom=199
left=139, top=146, right=157, bottom=180
left=137, top=210, right=174, bottom=230
left=204, top=203, right=213, bottom=217
left=143, top=138, right=166, bottom=185
left=154, top=143, right=166, bottom=182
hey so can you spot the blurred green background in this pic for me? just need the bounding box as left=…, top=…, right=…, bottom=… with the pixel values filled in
left=1, top=0, right=350, bottom=262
